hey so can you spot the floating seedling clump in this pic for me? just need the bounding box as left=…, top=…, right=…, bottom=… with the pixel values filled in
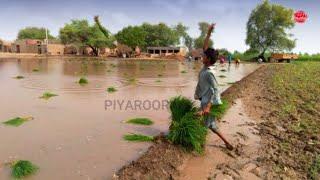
left=180, top=70, right=187, bottom=74
left=126, top=118, right=153, bottom=125
left=39, top=92, right=58, bottom=100
left=220, top=69, right=227, bottom=72
left=14, top=75, right=24, bottom=79
left=3, top=117, right=33, bottom=127
left=11, top=160, right=39, bottom=179
left=32, top=68, right=39, bottom=72
left=78, top=77, right=88, bottom=85
left=107, top=86, right=117, bottom=93
left=218, top=75, right=227, bottom=78
left=123, top=133, right=154, bottom=142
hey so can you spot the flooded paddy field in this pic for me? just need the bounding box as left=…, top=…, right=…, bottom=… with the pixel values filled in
left=0, top=58, right=259, bottom=179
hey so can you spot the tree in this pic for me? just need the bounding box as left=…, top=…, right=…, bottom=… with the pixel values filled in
left=17, top=27, right=55, bottom=40
left=174, top=23, right=194, bottom=52
left=141, top=23, right=180, bottom=48
left=59, top=19, right=112, bottom=56
left=194, top=22, right=213, bottom=49
left=246, top=0, right=295, bottom=60
left=115, top=26, right=147, bottom=49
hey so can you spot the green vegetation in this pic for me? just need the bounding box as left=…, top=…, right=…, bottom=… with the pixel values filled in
left=3, top=117, right=32, bottom=127
left=194, top=22, right=213, bottom=49
left=210, top=100, right=229, bottom=119
left=168, top=112, right=207, bottom=154
left=155, top=79, right=162, bottom=83
left=180, top=70, right=187, bottom=74
left=296, top=53, right=320, bottom=61
left=39, top=92, right=58, bottom=100
left=169, top=96, right=196, bottom=122
left=17, top=27, right=55, bottom=40
left=123, top=134, right=154, bottom=142
left=157, top=74, right=163, bottom=77
left=270, top=62, right=320, bottom=178
left=246, top=0, right=295, bottom=59
left=11, top=160, right=39, bottom=179
left=107, top=86, right=117, bottom=93
left=218, top=75, right=227, bottom=78
left=126, top=118, right=153, bottom=126
left=220, top=69, right=227, bottom=72
left=32, top=68, right=39, bottom=72
left=78, top=77, right=88, bottom=85
left=14, top=75, right=24, bottom=79
left=59, top=19, right=113, bottom=56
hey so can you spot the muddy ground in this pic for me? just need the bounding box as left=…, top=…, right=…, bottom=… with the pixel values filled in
left=115, top=63, right=320, bottom=180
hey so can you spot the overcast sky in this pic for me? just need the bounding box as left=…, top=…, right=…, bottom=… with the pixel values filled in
left=0, top=0, right=319, bottom=53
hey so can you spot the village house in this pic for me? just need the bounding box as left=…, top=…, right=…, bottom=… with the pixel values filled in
left=10, top=39, right=65, bottom=55
left=0, top=39, right=12, bottom=52
left=191, top=48, right=203, bottom=60
left=147, top=47, right=187, bottom=58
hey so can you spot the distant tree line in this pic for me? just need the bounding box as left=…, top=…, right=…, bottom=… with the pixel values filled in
left=15, top=0, right=301, bottom=58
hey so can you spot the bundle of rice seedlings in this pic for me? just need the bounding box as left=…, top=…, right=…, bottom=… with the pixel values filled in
left=107, top=87, right=117, bottom=93
left=3, top=117, right=33, bottom=127
left=123, top=133, right=154, bottom=142
left=169, top=96, right=197, bottom=123
left=11, top=160, right=39, bottom=179
left=14, top=76, right=24, bottom=79
left=78, top=77, right=88, bottom=85
left=39, top=92, right=58, bottom=100
left=210, top=99, right=229, bottom=119
left=168, top=112, right=207, bottom=154
left=126, top=118, right=153, bottom=125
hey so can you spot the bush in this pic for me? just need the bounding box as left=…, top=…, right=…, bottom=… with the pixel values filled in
left=168, top=112, right=207, bottom=154
left=169, top=96, right=197, bottom=123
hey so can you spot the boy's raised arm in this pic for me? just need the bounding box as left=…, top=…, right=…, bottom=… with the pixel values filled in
left=203, top=23, right=215, bottom=51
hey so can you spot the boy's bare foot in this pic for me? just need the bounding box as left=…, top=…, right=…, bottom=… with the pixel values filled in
left=226, top=143, right=234, bottom=151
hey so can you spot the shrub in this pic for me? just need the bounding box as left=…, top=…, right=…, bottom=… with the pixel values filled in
left=11, top=160, right=39, bottom=179
left=168, top=112, right=207, bottom=154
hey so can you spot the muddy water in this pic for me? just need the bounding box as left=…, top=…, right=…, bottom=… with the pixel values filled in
left=0, top=58, right=259, bottom=180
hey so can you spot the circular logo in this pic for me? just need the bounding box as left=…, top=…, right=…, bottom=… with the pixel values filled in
left=294, top=10, right=308, bottom=23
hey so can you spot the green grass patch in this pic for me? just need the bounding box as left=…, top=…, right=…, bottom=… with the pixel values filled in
left=210, top=99, right=229, bottom=119
left=107, top=86, right=117, bottom=93
left=14, top=75, right=24, bottom=79
left=11, top=160, right=39, bottom=179
left=3, top=117, right=32, bottom=127
left=309, top=155, right=320, bottom=180
left=39, top=92, right=58, bottom=100
left=168, top=112, right=207, bottom=154
left=123, top=133, right=154, bottom=142
left=126, top=118, right=153, bottom=125
left=78, top=77, right=88, bottom=85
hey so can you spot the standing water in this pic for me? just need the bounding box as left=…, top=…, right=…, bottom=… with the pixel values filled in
left=0, top=58, right=259, bottom=179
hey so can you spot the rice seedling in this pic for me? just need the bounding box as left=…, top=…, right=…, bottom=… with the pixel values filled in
left=110, top=63, right=117, bottom=68
left=210, top=99, right=229, bottom=119
left=11, top=160, right=39, bottom=179
left=155, top=79, right=162, bottom=83
left=218, top=75, right=227, bottom=78
left=220, top=69, right=227, bottom=72
left=3, top=117, right=33, bottom=127
left=180, top=70, right=187, bottom=74
left=106, top=69, right=112, bottom=73
left=157, top=74, right=163, bottom=77
left=78, top=77, right=88, bottom=85
left=126, top=118, right=153, bottom=125
left=32, top=68, right=39, bottom=72
left=107, top=86, right=117, bottom=93
left=14, top=75, right=24, bottom=79
left=227, top=82, right=235, bottom=85
left=168, top=112, right=207, bottom=154
left=127, top=78, right=137, bottom=84
left=39, top=92, right=58, bottom=100
left=123, top=133, right=154, bottom=142
left=169, top=96, right=197, bottom=122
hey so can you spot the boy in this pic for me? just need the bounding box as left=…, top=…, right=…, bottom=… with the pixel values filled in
left=194, top=23, right=233, bottom=150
